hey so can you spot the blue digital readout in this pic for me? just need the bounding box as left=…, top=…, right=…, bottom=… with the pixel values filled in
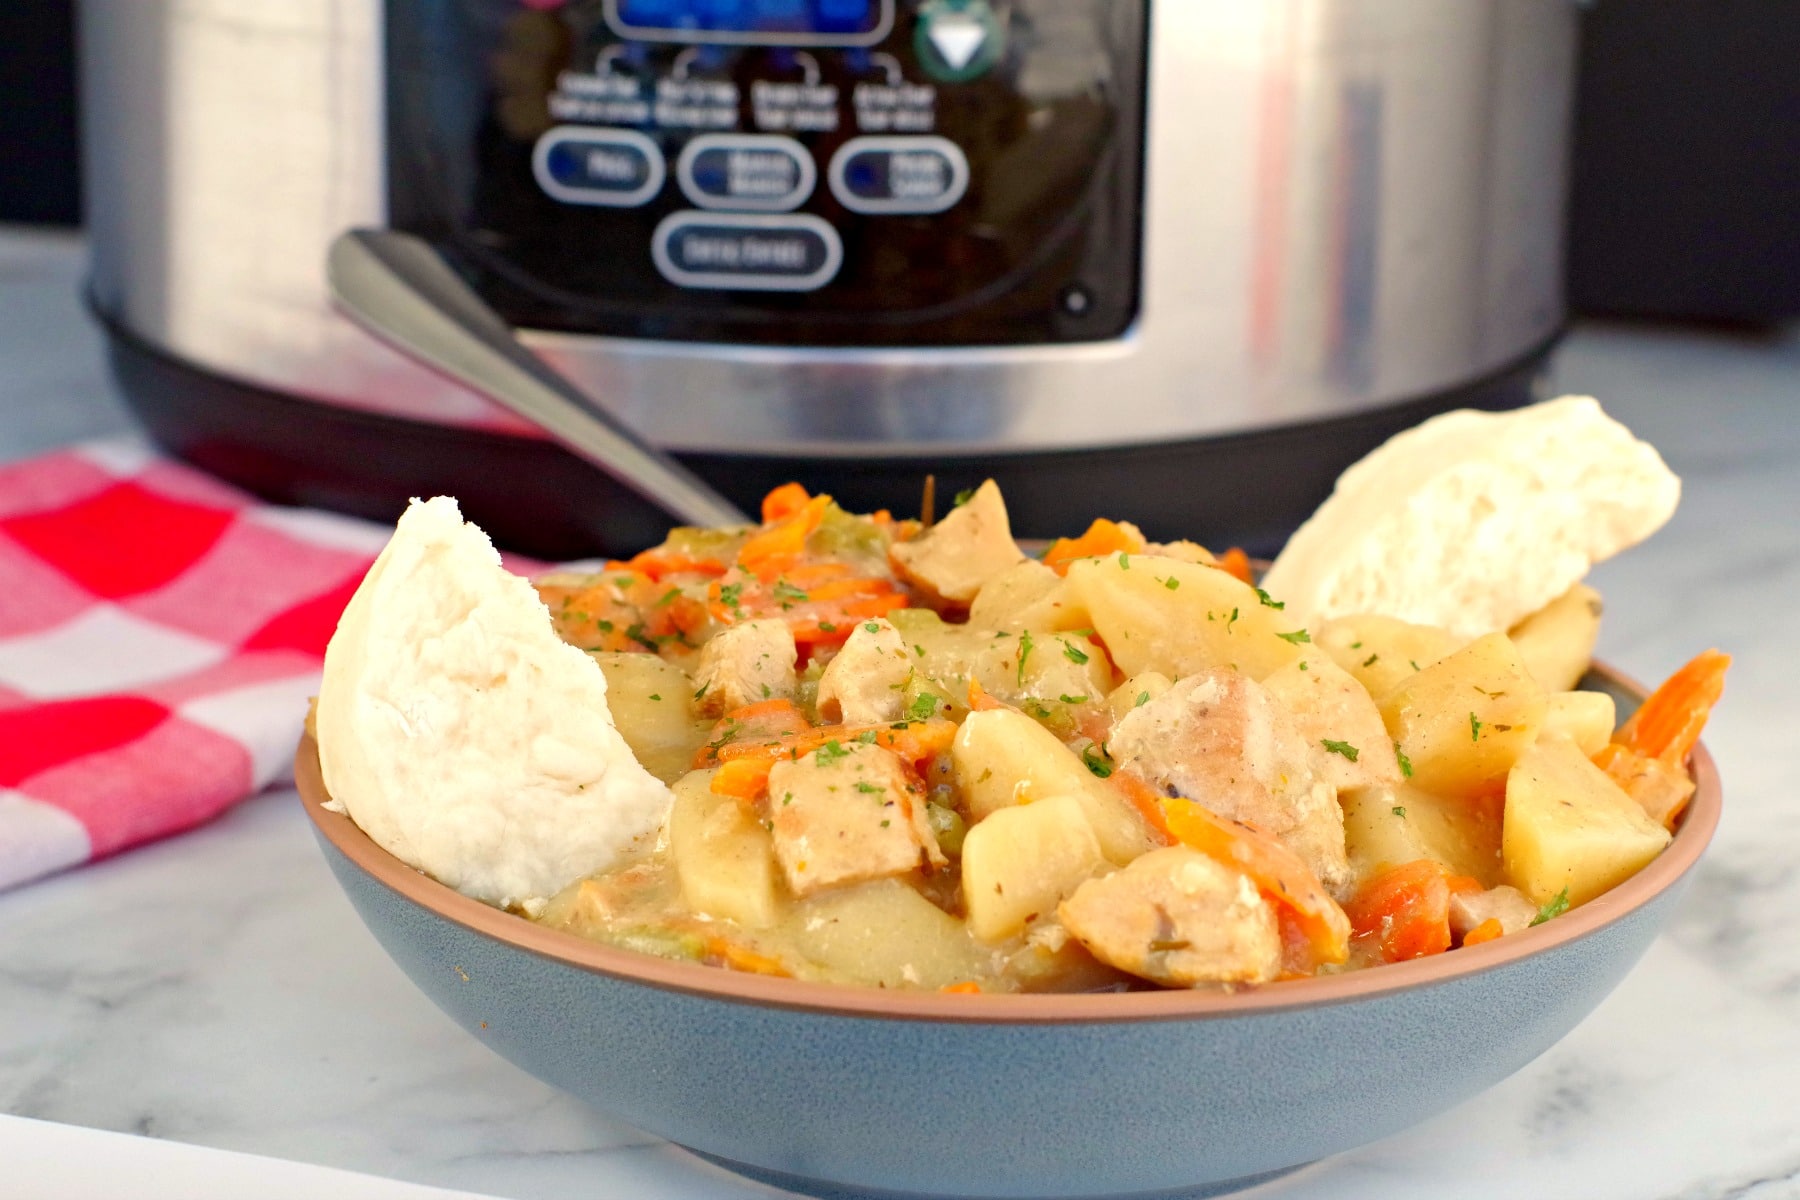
left=606, top=0, right=892, bottom=46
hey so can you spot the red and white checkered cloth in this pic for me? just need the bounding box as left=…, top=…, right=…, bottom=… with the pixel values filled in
left=0, top=441, right=412, bottom=892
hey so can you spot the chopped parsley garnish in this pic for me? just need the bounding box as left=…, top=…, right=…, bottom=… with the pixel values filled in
left=706, top=719, right=742, bottom=751
left=1226, top=607, right=1239, bottom=632
left=1135, top=690, right=1150, bottom=707
left=649, top=693, right=661, bottom=701
left=1254, top=587, right=1285, bottom=609
left=1469, top=711, right=1484, bottom=742
left=1276, top=629, right=1311, bottom=645
left=914, top=644, right=927, bottom=657
left=855, top=781, right=883, bottom=795
left=953, top=487, right=975, bottom=507
left=863, top=621, right=882, bottom=633
left=1080, top=745, right=1114, bottom=778
left=1530, top=887, right=1571, bottom=926
left=625, top=622, right=659, bottom=651
left=760, top=682, right=772, bottom=698
left=1391, top=805, right=1407, bottom=819
left=772, top=579, right=809, bottom=606
left=1395, top=742, right=1414, bottom=778
left=654, top=587, right=680, bottom=607
left=1017, top=630, right=1035, bottom=684
left=1059, top=694, right=1089, bottom=705
left=693, top=682, right=710, bottom=701
left=1163, top=576, right=1180, bottom=591
left=819, top=621, right=837, bottom=633
left=1118, top=552, right=1131, bottom=569
left=814, top=739, right=849, bottom=764
left=1409, top=659, right=1422, bottom=672
left=718, top=582, right=744, bottom=613
left=856, top=730, right=879, bottom=745
left=1350, top=640, right=1363, bottom=649
left=1062, top=642, right=1090, bottom=665
left=1321, top=738, right=1360, bottom=762
left=907, top=693, right=940, bottom=721
left=1362, top=653, right=1379, bottom=668
left=595, top=619, right=615, bottom=634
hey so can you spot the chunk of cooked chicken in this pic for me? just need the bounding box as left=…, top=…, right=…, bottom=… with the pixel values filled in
left=1448, top=883, right=1539, bottom=938
left=816, top=617, right=911, bottom=724
left=693, top=619, right=797, bottom=717
left=1259, top=656, right=1403, bottom=792
left=890, top=479, right=1026, bottom=605
left=1109, top=669, right=1353, bottom=897
left=1058, top=847, right=1281, bottom=987
left=767, top=741, right=944, bottom=898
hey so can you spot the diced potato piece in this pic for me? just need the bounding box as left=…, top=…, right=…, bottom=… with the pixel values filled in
left=1317, top=613, right=1465, bottom=698
left=1105, top=671, right=1173, bottom=724
left=785, top=879, right=992, bottom=989
left=1003, top=922, right=1134, bottom=992
left=1509, top=583, right=1603, bottom=691
left=1065, top=554, right=1307, bottom=682
left=1342, top=784, right=1504, bottom=888
left=668, top=770, right=783, bottom=929
left=1543, top=690, right=1617, bottom=757
left=969, top=560, right=1090, bottom=633
left=952, top=709, right=1158, bottom=865
left=1378, top=633, right=1548, bottom=798
left=1261, top=656, right=1402, bottom=791
left=589, top=652, right=712, bottom=783
left=890, top=479, right=1026, bottom=605
left=961, top=795, right=1106, bottom=942
left=1503, top=734, right=1672, bottom=907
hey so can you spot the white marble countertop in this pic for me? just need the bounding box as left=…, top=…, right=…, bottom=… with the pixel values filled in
left=2, top=225, right=1797, bottom=1200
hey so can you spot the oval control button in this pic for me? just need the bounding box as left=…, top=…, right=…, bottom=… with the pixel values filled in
left=652, top=212, right=843, bottom=291
left=532, top=126, right=665, bottom=207
left=677, top=134, right=816, bottom=212
left=828, top=136, right=970, bottom=214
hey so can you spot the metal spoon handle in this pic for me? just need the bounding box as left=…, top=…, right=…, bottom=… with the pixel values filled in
left=326, top=228, right=751, bottom=529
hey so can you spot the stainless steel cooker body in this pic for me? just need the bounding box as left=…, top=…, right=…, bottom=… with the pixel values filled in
left=81, top=0, right=1575, bottom=460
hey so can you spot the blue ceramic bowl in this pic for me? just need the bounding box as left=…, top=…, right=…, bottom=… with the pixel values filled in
left=298, top=665, right=1719, bottom=1199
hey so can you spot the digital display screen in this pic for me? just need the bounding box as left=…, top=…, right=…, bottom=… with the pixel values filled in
left=605, top=0, right=892, bottom=46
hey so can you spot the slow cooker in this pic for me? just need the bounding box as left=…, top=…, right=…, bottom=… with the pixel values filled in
left=80, top=0, right=1576, bottom=556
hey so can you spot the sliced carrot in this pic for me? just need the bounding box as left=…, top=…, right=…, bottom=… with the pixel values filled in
left=1105, top=770, right=1176, bottom=845
left=738, top=493, right=832, bottom=577
left=1595, top=649, right=1728, bottom=828
left=1042, top=519, right=1148, bottom=576
left=1461, top=918, right=1505, bottom=947
left=722, top=697, right=810, bottom=724
left=966, top=677, right=1010, bottom=713
left=760, top=482, right=813, bottom=524
left=1216, top=546, right=1254, bottom=585
left=710, top=757, right=775, bottom=801
left=1612, top=649, right=1730, bottom=765
left=1345, top=860, right=1453, bottom=963
left=693, top=700, right=812, bottom=768
left=625, top=548, right=728, bottom=581
left=707, top=937, right=790, bottom=977
left=939, top=980, right=983, bottom=995
left=1156, top=791, right=1350, bottom=967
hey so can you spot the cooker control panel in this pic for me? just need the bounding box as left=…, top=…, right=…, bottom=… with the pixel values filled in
left=387, top=0, right=1146, bottom=347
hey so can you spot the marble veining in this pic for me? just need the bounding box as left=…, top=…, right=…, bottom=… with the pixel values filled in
left=2, top=228, right=1798, bottom=1199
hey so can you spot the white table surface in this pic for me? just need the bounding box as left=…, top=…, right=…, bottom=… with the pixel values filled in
left=2, top=225, right=1797, bottom=1200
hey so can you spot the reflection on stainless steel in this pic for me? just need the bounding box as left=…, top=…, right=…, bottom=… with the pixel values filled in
left=81, top=0, right=1574, bottom=454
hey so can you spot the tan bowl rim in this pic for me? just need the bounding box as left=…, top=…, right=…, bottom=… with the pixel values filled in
left=298, top=661, right=1720, bottom=1025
